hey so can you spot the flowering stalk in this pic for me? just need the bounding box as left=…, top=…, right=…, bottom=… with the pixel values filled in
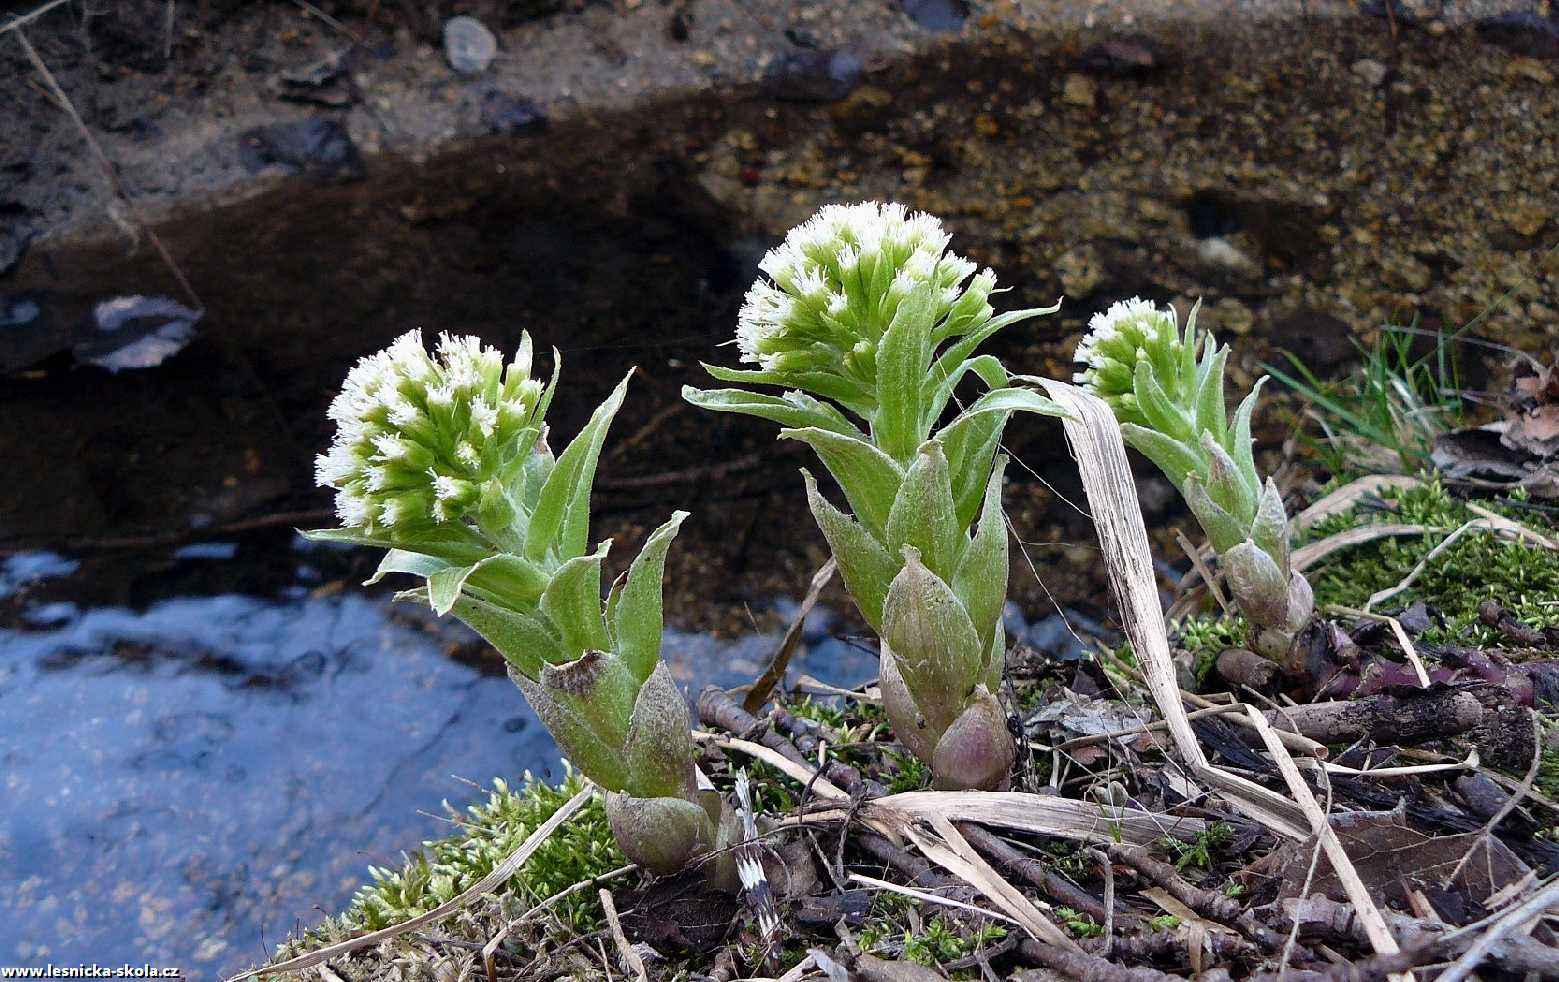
left=309, top=331, right=731, bottom=876
left=684, top=202, right=1067, bottom=790
left=1074, top=298, right=1313, bottom=659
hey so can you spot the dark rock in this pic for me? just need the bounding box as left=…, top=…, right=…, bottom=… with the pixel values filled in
left=237, top=118, right=364, bottom=182
left=480, top=90, right=547, bottom=134
left=1264, top=309, right=1354, bottom=373
left=763, top=47, right=864, bottom=103
left=1477, top=12, right=1559, bottom=60
left=1081, top=35, right=1166, bottom=75
left=73, top=295, right=201, bottom=373
left=902, top=0, right=968, bottom=33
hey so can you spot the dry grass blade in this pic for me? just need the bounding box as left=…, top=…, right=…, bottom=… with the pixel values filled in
left=1031, top=379, right=1309, bottom=840
left=1243, top=708, right=1402, bottom=962
left=1322, top=606, right=1430, bottom=686
left=848, top=873, right=1019, bottom=925
left=903, top=814, right=1079, bottom=951
left=1291, top=523, right=1429, bottom=572
left=225, top=784, right=595, bottom=981
left=693, top=732, right=849, bottom=801
left=1463, top=501, right=1559, bottom=551
left=1292, top=475, right=1423, bottom=530
left=793, top=675, right=882, bottom=703
left=744, top=558, right=836, bottom=713
left=807, top=790, right=1207, bottom=846
left=600, top=888, right=648, bottom=982
left=1365, top=520, right=1481, bottom=612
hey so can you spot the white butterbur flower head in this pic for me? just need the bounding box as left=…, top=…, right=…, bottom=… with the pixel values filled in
left=316, top=329, right=549, bottom=531
left=735, top=201, right=998, bottom=376
left=1073, top=297, right=1194, bottom=427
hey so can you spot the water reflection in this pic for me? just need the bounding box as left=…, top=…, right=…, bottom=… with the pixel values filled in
left=0, top=535, right=876, bottom=975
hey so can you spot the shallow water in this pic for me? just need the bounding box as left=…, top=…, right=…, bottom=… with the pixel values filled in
left=0, top=533, right=882, bottom=975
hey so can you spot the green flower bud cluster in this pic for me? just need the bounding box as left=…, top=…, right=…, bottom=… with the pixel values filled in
left=310, top=333, right=731, bottom=877
left=688, top=202, right=1070, bottom=790
left=1074, top=298, right=1313, bottom=659
left=316, top=330, right=549, bottom=535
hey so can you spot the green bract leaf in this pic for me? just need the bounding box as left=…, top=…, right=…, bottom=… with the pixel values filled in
left=924, top=353, right=1006, bottom=435
left=610, top=511, right=687, bottom=684
left=699, top=363, right=874, bottom=417
left=803, top=469, right=899, bottom=632
left=1133, top=356, right=1193, bottom=442
left=1184, top=474, right=1246, bottom=555
left=1250, top=478, right=1291, bottom=572
left=301, top=525, right=491, bottom=566
left=1229, top=377, right=1266, bottom=495
left=517, top=653, right=635, bottom=792
left=1120, top=424, right=1204, bottom=490
left=874, top=280, right=935, bottom=461
left=526, top=372, right=631, bottom=563
left=679, top=387, right=862, bottom=437
left=1201, top=431, right=1256, bottom=527
left=881, top=547, right=985, bottom=734
left=952, top=455, right=1009, bottom=659
left=449, top=594, right=567, bottom=679
left=779, top=427, right=904, bottom=538
left=928, top=302, right=1062, bottom=387
left=1192, top=344, right=1230, bottom=444
left=621, top=661, right=698, bottom=800
left=539, top=542, right=611, bottom=658
left=462, top=553, right=550, bottom=608
left=1222, top=540, right=1291, bottom=627
left=885, top=441, right=962, bottom=583
left=364, top=548, right=456, bottom=586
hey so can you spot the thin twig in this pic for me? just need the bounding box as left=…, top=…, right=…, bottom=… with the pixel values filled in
left=16, top=30, right=201, bottom=309
left=1436, top=876, right=1559, bottom=982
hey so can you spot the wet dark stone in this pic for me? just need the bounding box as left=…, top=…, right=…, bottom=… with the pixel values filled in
left=902, top=0, right=969, bottom=33
left=237, top=118, right=364, bottom=182
left=480, top=90, right=548, bottom=134
left=1476, top=12, right=1559, bottom=60
left=1082, top=35, right=1166, bottom=75
left=762, top=47, right=863, bottom=103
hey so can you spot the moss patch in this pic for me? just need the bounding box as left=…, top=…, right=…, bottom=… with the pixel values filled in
left=1300, top=479, right=1559, bottom=646
left=270, top=770, right=622, bottom=970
